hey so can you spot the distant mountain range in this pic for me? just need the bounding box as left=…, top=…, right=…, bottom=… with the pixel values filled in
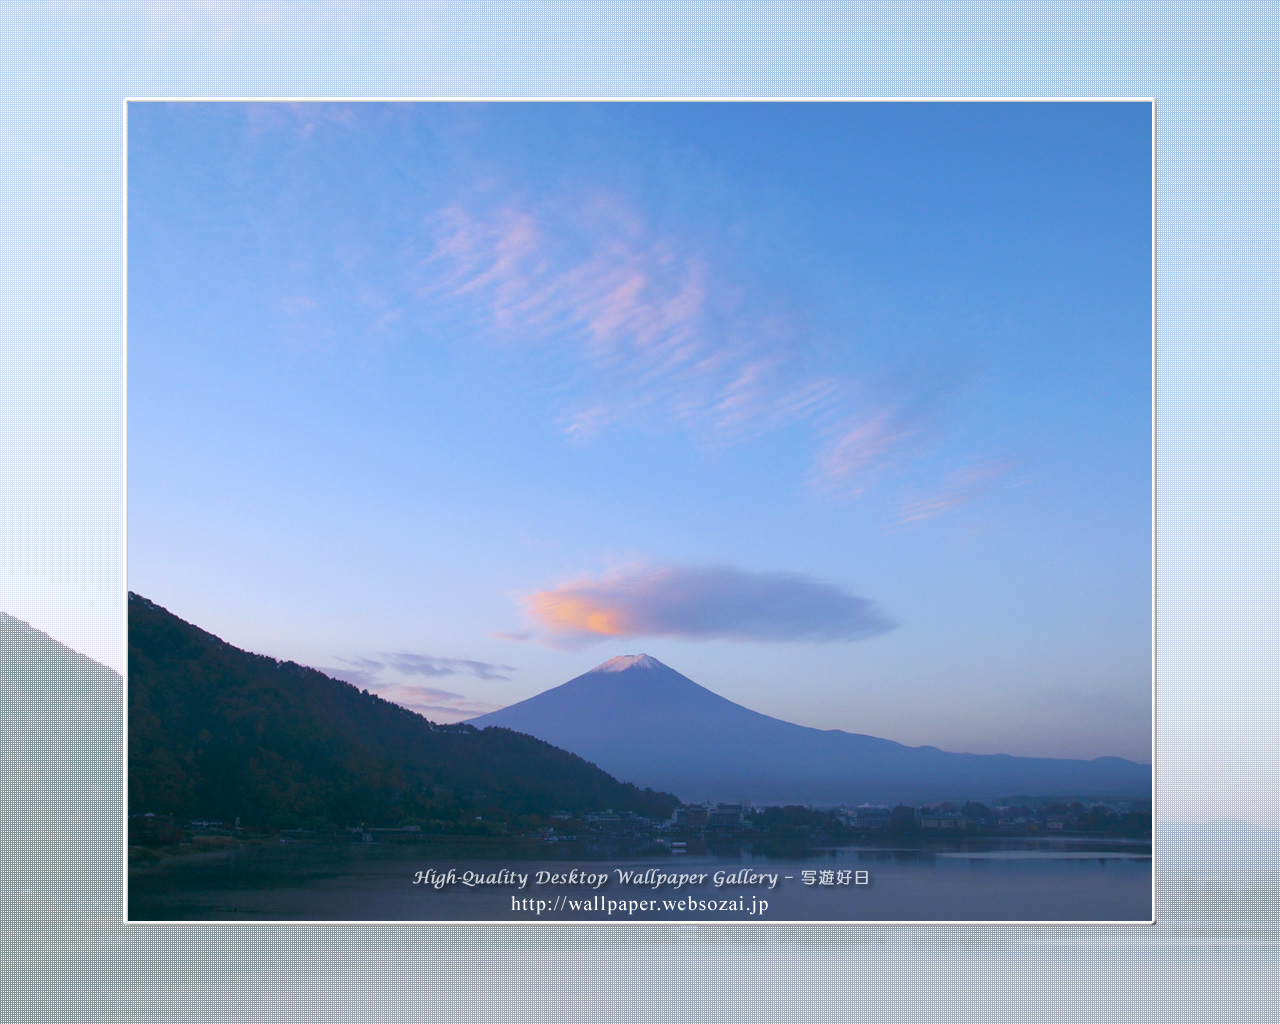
left=468, top=654, right=1151, bottom=806
left=128, top=596, right=678, bottom=827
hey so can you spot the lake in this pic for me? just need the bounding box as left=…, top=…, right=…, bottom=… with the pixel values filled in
left=129, top=836, right=1152, bottom=923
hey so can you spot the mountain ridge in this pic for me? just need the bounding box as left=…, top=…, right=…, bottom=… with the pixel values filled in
left=468, top=653, right=1151, bottom=805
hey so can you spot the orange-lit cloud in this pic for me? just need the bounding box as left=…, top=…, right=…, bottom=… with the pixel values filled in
left=517, top=564, right=895, bottom=647
left=524, top=592, right=630, bottom=637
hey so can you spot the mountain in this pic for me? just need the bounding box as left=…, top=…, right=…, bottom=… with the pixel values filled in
left=128, top=596, right=678, bottom=827
left=2, top=611, right=122, bottom=890
left=467, top=654, right=1151, bottom=805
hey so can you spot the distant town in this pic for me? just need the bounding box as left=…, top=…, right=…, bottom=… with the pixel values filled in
left=129, top=794, right=1151, bottom=862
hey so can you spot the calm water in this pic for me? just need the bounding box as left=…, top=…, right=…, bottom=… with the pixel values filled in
left=130, top=838, right=1152, bottom=923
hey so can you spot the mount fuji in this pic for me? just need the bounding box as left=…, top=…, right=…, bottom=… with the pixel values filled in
left=467, top=654, right=1150, bottom=806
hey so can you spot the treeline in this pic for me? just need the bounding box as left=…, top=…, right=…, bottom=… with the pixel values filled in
left=748, top=803, right=1150, bottom=838
left=128, top=594, right=678, bottom=830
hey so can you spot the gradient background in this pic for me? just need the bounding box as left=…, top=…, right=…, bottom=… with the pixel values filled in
left=1, top=2, right=1276, bottom=1020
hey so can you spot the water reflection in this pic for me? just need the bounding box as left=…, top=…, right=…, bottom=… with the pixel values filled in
left=130, top=836, right=1152, bottom=923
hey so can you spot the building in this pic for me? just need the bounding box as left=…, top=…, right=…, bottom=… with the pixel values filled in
left=853, top=804, right=892, bottom=830
left=707, top=804, right=746, bottom=830
left=918, top=811, right=968, bottom=830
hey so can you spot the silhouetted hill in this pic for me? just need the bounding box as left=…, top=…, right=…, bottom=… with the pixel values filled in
left=128, top=595, right=678, bottom=828
left=469, top=654, right=1152, bottom=805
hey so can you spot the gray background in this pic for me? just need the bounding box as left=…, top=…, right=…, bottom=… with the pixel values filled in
left=2, top=2, right=1275, bottom=1019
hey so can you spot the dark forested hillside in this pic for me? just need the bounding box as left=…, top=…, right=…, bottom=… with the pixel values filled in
left=128, top=594, right=678, bottom=828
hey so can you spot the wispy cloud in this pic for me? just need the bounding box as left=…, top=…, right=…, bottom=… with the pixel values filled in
left=320, top=651, right=511, bottom=721
left=409, top=193, right=1002, bottom=506
left=514, top=563, right=896, bottom=648
left=355, top=681, right=500, bottom=720
left=324, top=655, right=393, bottom=689
left=413, top=197, right=848, bottom=453
left=322, top=663, right=382, bottom=690
left=246, top=107, right=1002, bottom=513
left=897, top=459, right=1018, bottom=523
left=334, top=652, right=514, bottom=682
left=813, top=408, right=922, bottom=496
left=383, top=652, right=515, bottom=682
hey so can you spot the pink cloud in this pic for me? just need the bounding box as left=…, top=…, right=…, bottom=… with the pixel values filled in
left=320, top=650, right=512, bottom=722
left=897, top=459, right=1018, bottom=523
left=813, top=409, right=920, bottom=495
left=415, top=197, right=749, bottom=438
left=362, top=681, right=500, bottom=722
left=411, top=192, right=978, bottom=517
left=514, top=563, right=895, bottom=647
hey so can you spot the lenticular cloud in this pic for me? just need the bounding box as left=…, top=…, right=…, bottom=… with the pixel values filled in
left=522, top=564, right=896, bottom=645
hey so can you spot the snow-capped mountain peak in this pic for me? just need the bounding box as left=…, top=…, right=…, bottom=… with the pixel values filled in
left=587, top=653, right=667, bottom=673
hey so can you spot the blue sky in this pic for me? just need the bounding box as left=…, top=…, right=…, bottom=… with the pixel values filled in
left=128, top=101, right=1151, bottom=761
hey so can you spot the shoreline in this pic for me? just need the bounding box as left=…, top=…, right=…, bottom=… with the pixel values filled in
left=129, top=831, right=1152, bottom=875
